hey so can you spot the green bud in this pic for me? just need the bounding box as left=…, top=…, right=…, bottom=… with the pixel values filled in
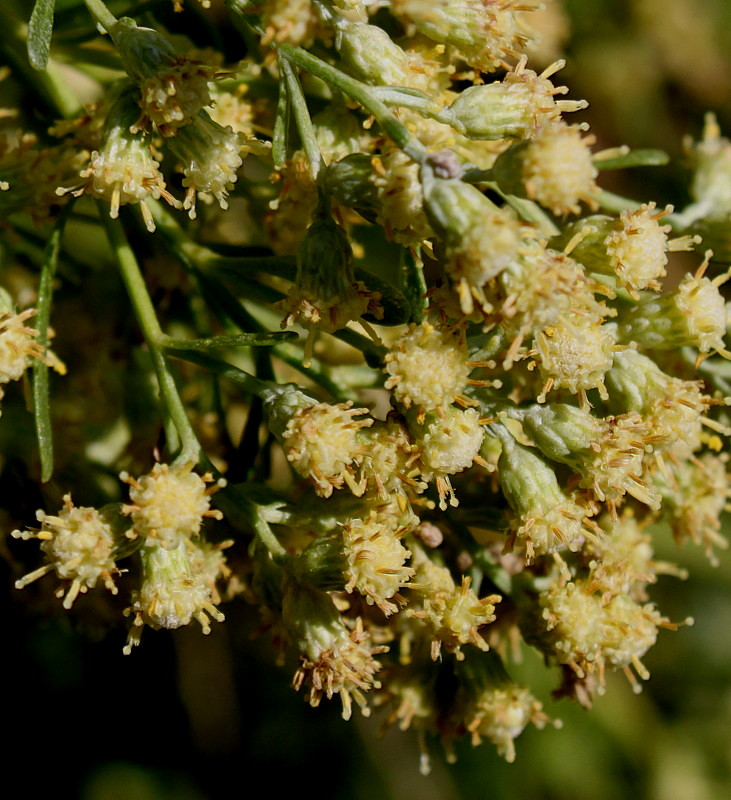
left=110, top=18, right=177, bottom=84
left=312, top=107, right=366, bottom=164
left=496, top=425, right=567, bottom=520
left=262, top=385, right=316, bottom=440
left=296, top=201, right=356, bottom=297
left=289, top=535, right=348, bottom=592
left=550, top=215, right=620, bottom=273
left=448, top=63, right=587, bottom=141
left=320, top=154, right=380, bottom=221
left=421, top=167, right=500, bottom=244
left=335, top=20, right=408, bottom=86
left=617, top=269, right=729, bottom=355
left=522, top=403, right=601, bottom=465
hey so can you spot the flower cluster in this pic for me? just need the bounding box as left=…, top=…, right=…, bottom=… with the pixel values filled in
left=5, top=0, right=731, bottom=777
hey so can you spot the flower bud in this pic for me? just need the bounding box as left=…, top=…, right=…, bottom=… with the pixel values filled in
left=422, top=169, right=527, bottom=313
left=553, top=204, right=699, bottom=293
left=312, top=107, right=369, bottom=165
left=70, top=86, right=176, bottom=231
left=411, top=406, right=486, bottom=509
left=335, top=19, right=409, bottom=85
left=494, top=424, right=588, bottom=560
left=320, top=154, right=380, bottom=221
left=618, top=263, right=730, bottom=357
left=448, top=59, right=586, bottom=140
left=120, top=462, right=225, bottom=549
left=111, top=18, right=218, bottom=135
left=166, top=111, right=244, bottom=218
left=0, top=291, right=64, bottom=409
left=407, top=544, right=501, bottom=660
left=535, top=577, right=677, bottom=694
left=390, top=0, right=534, bottom=73
left=124, top=537, right=228, bottom=653
left=498, top=243, right=608, bottom=349
left=384, top=321, right=471, bottom=412
left=522, top=404, right=658, bottom=510
left=342, top=512, right=414, bottom=615
left=532, top=316, right=616, bottom=404
left=278, top=202, right=382, bottom=360
left=654, top=452, right=730, bottom=565
left=283, top=579, right=387, bottom=719
left=265, top=389, right=373, bottom=497
left=603, top=349, right=712, bottom=460
left=686, top=112, right=731, bottom=215
left=452, top=651, right=553, bottom=762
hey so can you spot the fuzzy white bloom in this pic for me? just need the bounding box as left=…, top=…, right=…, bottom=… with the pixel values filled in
left=121, top=463, right=224, bottom=549
left=80, top=136, right=172, bottom=232
left=371, top=148, right=434, bottom=245
left=0, top=302, right=64, bottom=411
left=261, top=0, right=323, bottom=46
left=449, top=58, right=587, bottom=140
left=604, top=203, right=673, bottom=291
left=522, top=123, right=599, bottom=215
left=462, top=684, right=551, bottom=763
left=0, top=307, right=42, bottom=385
left=60, top=88, right=178, bottom=231
left=342, top=512, right=414, bottom=615
left=283, top=401, right=373, bottom=497
left=13, top=495, right=120, bottom=609
left=408, top=548, right=500, bottom=660
left=673, top=269, right=729, bottom=354
left=534, top=316, right=616, bottom=403
left=391, top=0, right=536, bottom=73
left=539, top=579, right=675, bottom=690
left=414, top=407, right=485, bottom=510
left=284, top=582, right=387, bottom=720
left=445, top=206, right=526, bottom=310
left=385, top=322, right=471, bottom=411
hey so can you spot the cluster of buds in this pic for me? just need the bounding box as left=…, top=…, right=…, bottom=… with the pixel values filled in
left=7, top=0, right=731, bottom=777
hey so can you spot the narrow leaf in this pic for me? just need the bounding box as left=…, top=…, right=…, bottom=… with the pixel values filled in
left=28, top=0, right=56, bottom=71
left=33, top=203, right=71, bottom=482
left=594, top=148, right=670, bottom=171
left=163, top=331, right=297, bottom=351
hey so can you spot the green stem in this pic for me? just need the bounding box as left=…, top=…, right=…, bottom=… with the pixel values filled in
left=370, top=86, right=456, bottom=126
left=100, top=209, right=200, bottom=466
left=82, top=0, right=117, bottom=32
left=278, top=43, right=426, bottom=163
left=279, top=54, right=321, bottom=178
left=253, top=512, right=286, bottom=558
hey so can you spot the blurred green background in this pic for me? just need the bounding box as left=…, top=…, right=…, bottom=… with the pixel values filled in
left=5, top=1, right=731, bottom=798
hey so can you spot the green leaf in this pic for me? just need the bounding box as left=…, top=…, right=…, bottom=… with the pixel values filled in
left=28, top=0, right=56, bottom=71
left=272, top=61, right=290, bottom=168
left=163, top=332, right=297, bottom=351
left=594, top=148, right=670, bottom=171
left=33, top=203, right=72, bottom=482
